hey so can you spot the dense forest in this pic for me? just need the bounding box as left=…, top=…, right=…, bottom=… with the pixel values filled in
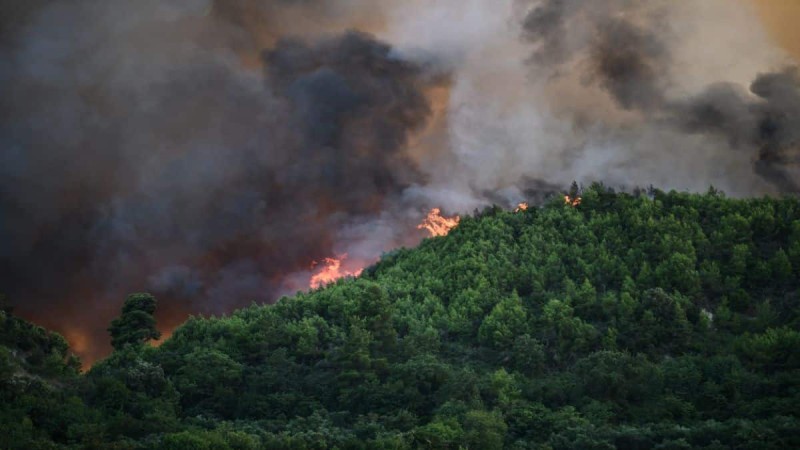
left=2, top=185, right=799, bottom=449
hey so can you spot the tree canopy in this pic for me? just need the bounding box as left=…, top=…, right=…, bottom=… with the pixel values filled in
left=108, top=293, right=161, bottom=350
left=1, top=185, right=799, bottom=449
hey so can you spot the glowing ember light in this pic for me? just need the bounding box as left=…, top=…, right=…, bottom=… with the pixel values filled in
left=564, top=195, right=582, bottom=207
left=515, top=202, right=529, bottom=212
left=309, top=254, right=363, bottom=289
left=417, top=207, right=460, bottom=237
left=152, top=328, right=174, bottom=347
left=62, top=328, right=90, bottom=357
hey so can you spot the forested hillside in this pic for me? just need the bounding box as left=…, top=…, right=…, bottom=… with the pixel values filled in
left=2, top=185, right=800, bottom=449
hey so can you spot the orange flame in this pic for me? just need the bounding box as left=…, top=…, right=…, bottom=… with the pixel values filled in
left=309, top=254, right=363, bottom=289
left=515, top=202, right=529, bottom=212
left=564, top=195, right=582, bottom=207
left=417, top=207, right=460, bottom=237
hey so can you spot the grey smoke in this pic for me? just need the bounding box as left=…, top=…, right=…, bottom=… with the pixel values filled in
left=516, top=0, right=799, bottom=192
left=0, top=0, right=441, bottom=361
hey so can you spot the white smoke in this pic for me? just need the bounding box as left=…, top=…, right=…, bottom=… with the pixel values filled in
left=381, top=0, right=796, bottom=206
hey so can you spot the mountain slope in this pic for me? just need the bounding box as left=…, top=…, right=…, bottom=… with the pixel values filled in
left=3, top=185, right=800, bottom=449
left=150, top=186, right=800, bottom=448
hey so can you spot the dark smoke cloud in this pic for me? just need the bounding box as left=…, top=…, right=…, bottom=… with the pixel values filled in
left=522, top=0, right=670, bottom=111
left=264, top=31, right=439, bottom=210
left=589, top=19, right=668, bottom=111
left=675, top=68, right=800, bottom=192
left=0, top=0, right=440, bottom=363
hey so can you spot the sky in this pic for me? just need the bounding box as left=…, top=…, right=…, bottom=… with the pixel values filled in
left=749, top=0, right=800, bottom=61
left=1, top=0, right=798, bottom=364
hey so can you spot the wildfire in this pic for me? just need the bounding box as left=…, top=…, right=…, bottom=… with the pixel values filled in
left=417, top=207, right=460, bottom=237
left=515, top=202, right=529, bottom=212
left=61, top=328, right=90, bottom=358
left=309, top=254, right=363, bottom=289
left=564, top=195, right=582, bottom=207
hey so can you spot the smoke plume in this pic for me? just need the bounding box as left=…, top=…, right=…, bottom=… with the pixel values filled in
left=519, top=0, right=800, bottom=192
left=0, top=0, right=797, bottom=363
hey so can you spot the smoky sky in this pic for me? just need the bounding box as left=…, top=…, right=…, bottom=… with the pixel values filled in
left=520, top=0, right=800, bottom=192
left=0, top=0, right=440, bottom=363
left=1, top=0, right=798, bottom=363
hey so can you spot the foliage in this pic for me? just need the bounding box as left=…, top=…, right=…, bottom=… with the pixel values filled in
left=108, top=293, right=161, bottom=350
left=2, top=186, right=800, bottom=448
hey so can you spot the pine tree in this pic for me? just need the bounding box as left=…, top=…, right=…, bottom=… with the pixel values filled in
left=108, top=293, right=161, bottom=350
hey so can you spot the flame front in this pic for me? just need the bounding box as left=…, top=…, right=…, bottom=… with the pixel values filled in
left=418, top=207, right=460, bottom=237
left=309, top=254, right=363, bottom=289
left=564, top=195, right=582, bottom=207
left=515, top=202, right=529, bottom=212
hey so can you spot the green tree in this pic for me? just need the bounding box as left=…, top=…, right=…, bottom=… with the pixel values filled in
left=770, top=249, right=792, bottom=284
left=173, top=348, right=244, bottom=417
left=478, top=292, right=527, bottom=348
left=461, top=410, right=507, bottom=450
left=108, top=293, right=161, bottom=350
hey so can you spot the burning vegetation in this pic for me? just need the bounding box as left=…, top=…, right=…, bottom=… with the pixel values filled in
left=417, top=208, right=461, bottom=237
left=309, top=255, right=364, bottom=289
